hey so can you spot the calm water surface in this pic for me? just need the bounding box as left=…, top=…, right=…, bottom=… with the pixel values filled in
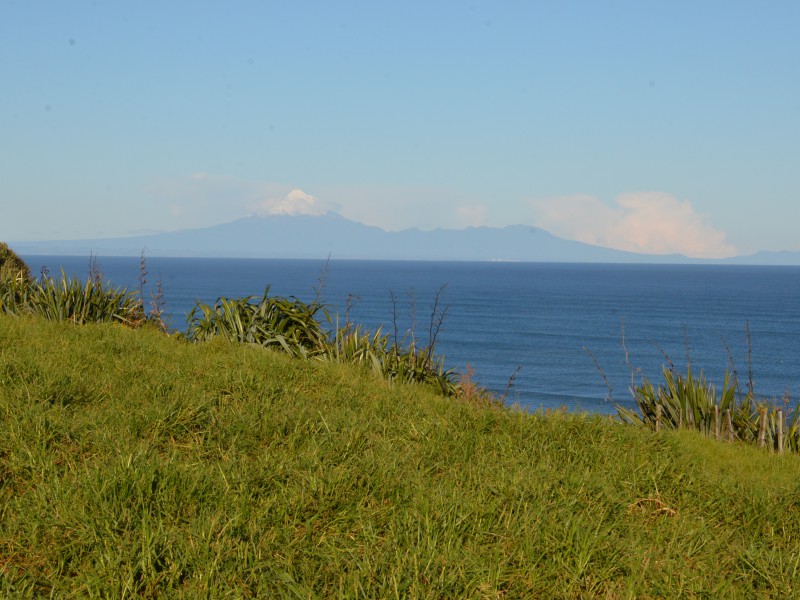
left=24, top=255, right=800, bottom=414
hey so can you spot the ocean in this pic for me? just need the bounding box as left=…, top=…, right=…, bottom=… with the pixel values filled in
left=22, top=255, right=800, bottom=415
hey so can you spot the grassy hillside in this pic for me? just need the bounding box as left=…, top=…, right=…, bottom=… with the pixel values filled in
left=2, top=316, right=800, bottom=598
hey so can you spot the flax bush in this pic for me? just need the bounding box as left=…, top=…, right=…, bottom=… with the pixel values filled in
left=618, top=364, right=800, bottom=453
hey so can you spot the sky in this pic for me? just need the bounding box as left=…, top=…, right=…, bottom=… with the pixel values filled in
left=2, top=1, right=799, bottom=258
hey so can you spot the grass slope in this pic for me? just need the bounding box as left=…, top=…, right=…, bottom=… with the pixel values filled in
left=1, top=316, right=800, bottom=598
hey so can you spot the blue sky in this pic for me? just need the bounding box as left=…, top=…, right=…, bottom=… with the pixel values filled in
left=2, top=1, right=799, bottom=257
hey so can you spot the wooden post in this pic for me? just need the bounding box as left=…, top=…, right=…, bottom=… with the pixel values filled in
left=758, top=408, right=767, bottom=448
left=655, top=404, right=661, bottom=433
left=777, top=409, right=784, bottom=454
left=714, top=404, right=720, bottom=441
left=724, top=409, right=734, bottom=442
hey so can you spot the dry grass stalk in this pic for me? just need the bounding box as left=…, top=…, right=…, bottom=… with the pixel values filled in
left=628, top=497, right=678, bottom=518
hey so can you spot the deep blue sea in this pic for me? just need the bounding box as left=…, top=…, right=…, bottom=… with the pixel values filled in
left=23, top=255, right=800, bottom=415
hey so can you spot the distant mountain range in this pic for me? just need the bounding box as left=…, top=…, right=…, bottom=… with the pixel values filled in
left=9, top=212, right=800, bottom=265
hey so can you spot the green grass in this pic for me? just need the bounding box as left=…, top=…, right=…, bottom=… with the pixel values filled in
left=3, top=316, right=800, bottom=598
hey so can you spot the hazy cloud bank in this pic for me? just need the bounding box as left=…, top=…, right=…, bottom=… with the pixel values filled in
left=151, top=175, right=737, bottom=259
left=150, top=174, right=336, bottom=229
left=314, top=185, right=495, bottom=232
left=149, top=173, right=284, bottom=229
left=456, top=204, right=488, bottom=228
left=150, top=174, right=495, bottom=233
left=529, top=192, right=737, bottom=259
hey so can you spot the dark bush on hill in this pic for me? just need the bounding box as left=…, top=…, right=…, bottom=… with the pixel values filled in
left=0, top=242, right=31, bottom=281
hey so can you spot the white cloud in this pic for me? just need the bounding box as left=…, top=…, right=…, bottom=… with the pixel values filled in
left=529, top=192, right=737, bottom=258
left=457, top=204, right=488, bottom=228
left=251, top=189, right=340, bottom=216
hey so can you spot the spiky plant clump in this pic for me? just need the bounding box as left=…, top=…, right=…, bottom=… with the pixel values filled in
left=186, top=292, right=460, bottom=397
left=28, top=270, right=146, bottom=326
left=0, top=264, right=145, bottom=327
left=618, top=367, right=739, bottom=433
left=185, top=287, right=328, bottom=358
left=618, top=365, right=800, bottom=452
left=322, top=322, right=458, bottom=396
left=0, top=269, right=33, bottom=314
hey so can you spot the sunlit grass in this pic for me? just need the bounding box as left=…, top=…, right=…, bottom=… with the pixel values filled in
left=2, top=316, right=800, bottom=597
